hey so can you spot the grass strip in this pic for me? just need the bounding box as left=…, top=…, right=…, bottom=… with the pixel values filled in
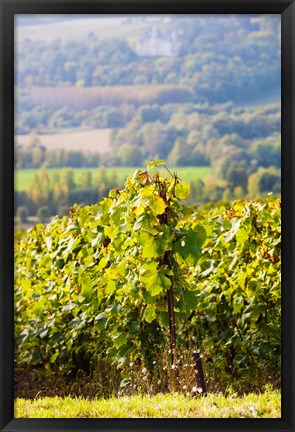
left=15, top=390, right=281, bottom=418
left=15, top=166, right=212, bottom=191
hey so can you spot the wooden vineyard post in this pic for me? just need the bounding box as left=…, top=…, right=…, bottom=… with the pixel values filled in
left=158, top=178, right=178, bottom=378
left=167, top=286, right=177, bottom=365
left=166, top=284, right=178, bottom=391
left=192, top=350, right=207, bottom=396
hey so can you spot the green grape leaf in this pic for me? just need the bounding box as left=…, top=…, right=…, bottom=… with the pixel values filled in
left=94, top=312, right=106, bottom=323
left=130, top=322, right=140, bottom=333
left=91, top=232, right=104, bottom=248
left=140, top=262, right=171, bottom=296
left=133, top=187, right=166, bottom=216
left=113, top=332, right=127, bottom=349
left=224, top=218, right=242, bottom=242
left=159, top=312, right=169, bottom=327
left=139, top=231, right=167, bottom=259
left=193, top=224, right=207, bottom=246
left=83, top=255, right=94, bottom=268
left=233, top=295, right=245, bottom=314
left=68, top=316, right=82, bottom=330
left=133, top=213, right=159, bottom=235
left=236, top=226, right=249, bottom=244
left=62, top=236, right=80, bottom=258
left=118, top=342, right=133, bottom=357
left=50, top=350, right=59, bottom=364
left=174, top=181, right=190, bottom=200
left=200, top=259, right=215, bottom=277
left=21, top=279, right=31, bottom=291
left=97, top=256, right=108, bottom=271
left=146, top=159, right=165, bottom=171
left=94, top=312, right=108, bottom=330
left=105, top=304, right=122, bottom=316
left=173, top=228, right=201, bottom=267
left=237, top=271, right=247, bottom=288
left=116, top=258, right=127, bottom=277
left=106, top=279, right=116, bottom=295
left=79, top=274, right=92, bottom=300
left=181, top=289, right=198, bottom=315
left=143, top=304, right=157, bottom=323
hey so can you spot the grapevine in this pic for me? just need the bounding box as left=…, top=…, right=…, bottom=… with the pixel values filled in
left=14, top=161, right=281, bottom=393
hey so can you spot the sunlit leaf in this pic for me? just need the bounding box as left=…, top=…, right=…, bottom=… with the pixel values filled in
left=144, top=304, right=157, bottom=323
left=146, top=159, right=165, bottom=171
left=140, top=262, right=171, bottom=296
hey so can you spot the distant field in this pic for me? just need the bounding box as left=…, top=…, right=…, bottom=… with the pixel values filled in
left=15, top=166, right=212, bottom=191
left=25, top=85, right=194, bottom=109
left=16, top=16, right=148, bottom=44
left=15, top=129, right=112, bottom=154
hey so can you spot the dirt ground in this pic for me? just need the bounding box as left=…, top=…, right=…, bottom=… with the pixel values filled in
left=15, top=128, right=112, bottom=154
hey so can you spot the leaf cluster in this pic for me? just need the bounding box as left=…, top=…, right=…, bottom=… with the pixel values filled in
left=15, top=162, right=203, bottom=373
left=14, top=164, right=281, bottom=390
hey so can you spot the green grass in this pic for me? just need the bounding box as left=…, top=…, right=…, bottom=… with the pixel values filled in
left=15, top=389, right=280, bottom=418
left=15, top=166, right=212, bottom=191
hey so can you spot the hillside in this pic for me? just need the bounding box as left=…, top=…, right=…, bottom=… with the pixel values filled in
left=15, top=15, right=281, bottom=219
left=16, top=15, right=280, bottom=107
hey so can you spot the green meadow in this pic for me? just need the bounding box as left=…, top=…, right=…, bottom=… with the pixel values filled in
left=15, top=389, right=281, bottom=418
left=15, top=166, right=212, bottom=191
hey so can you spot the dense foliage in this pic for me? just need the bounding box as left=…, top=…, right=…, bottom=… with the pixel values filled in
left=15, top=164, right=281, bottom=393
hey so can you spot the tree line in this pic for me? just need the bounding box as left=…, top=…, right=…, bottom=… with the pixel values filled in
left=15, top=161, right=280, bottom=226
left=16, top=15, right=280, bottom=104
left=16, top=102, right=281, bottom=170
left=15, top=167, right=119, bottom=224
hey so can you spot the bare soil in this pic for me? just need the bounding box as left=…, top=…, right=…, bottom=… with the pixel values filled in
left=15, top=128, right=112, bottom=154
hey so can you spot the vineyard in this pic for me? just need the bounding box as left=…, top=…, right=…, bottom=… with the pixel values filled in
left=14, top=162, right=281, bottom=397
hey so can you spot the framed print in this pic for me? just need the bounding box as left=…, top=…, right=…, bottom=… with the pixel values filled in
left=1, top=0, right=294, bottom=431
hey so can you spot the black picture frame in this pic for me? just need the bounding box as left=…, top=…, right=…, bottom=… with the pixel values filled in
left=1, top=1, right=294, bottom=431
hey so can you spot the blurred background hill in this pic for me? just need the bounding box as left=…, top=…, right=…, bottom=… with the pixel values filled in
left=14, top=14, right=281, bottom=226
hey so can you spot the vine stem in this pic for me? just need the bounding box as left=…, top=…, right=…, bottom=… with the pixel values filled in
left=163, top=164, right=174, bottom=178
left=158, top=179, right=178, bottom=368
left=167, top=286, right=177, bottom=365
